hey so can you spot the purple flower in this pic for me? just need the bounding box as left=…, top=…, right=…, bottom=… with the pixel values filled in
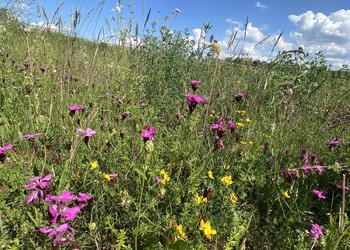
left=23, top=132, right=43, bottom=140
left=187, top=94, right=206, bottom=113
left=122, top=111, right=130, bottom=119
left=215, top=136, right=225, bottom=150
left=0, top=144, right=13, bottom=154
left=141, top=126, right=157, bottom=142
left=22, top=174, right=52, bottom=205
left=40, top=67, right=48, bottom=73
left=40, top=223, right=75, bottom=246
left=68, top=105, right=85, bottom=111
left=227, top=121, right=236, bottom=130
left=310, top=224, right=323, bottom=240
left=46, top=190, right=76, bottom=203
left=155, top=176, right=161, bottom=185
left=210, top=118, right=226, bottom=138
left=327, top=136, right=340, bottom=149
left=312, top=189, right=326, bottom=199
left=77, top=128, right=96, bottom=137
left=314, top=165, right=325, bottom=174
left=336, top=184, right=350, bottom=190
left=76, top=192, right=91, bottom=204
left=301, top=165, right=313, bottom=174
left=190, top=79, right=202, bottom=92
left=234, top=92, right=247, bottom=102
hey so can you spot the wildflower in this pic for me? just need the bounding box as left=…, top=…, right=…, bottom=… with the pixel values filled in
left=141, top=126, right=157, bottom=142
left=215, top=136, right=225, bottom=150
left=227, top=121, right=236, bottom=131
left=122, top=111, right=130, bottom=119
left=195, top=193, right=208, bottom=204
left=40, top=223, right=75, bottom=247
left=175, top=223, right=186, bottom=238
left=207, top=170, right=214, bottom=180
left=283, top=191, right=291, bottom=199
left=155, top=176, right=161, bottom=185
left=220, top=175, right=233, bottom=186
left=245, top=118, right=251, bottom=123
left=235, top=110, right=246, bottom=116
left=159, top=169, right=170, bottom=185
left=315, top=165, right=325, bottom=174
left=175, top=110, right=181, bottom=117
left=234, top=92, right=247, bottom=103
left=68, top=105, right=85, bottom=116
left=287, top=168, right=298, bottom=178
left=101, top=173, right=111, bottom=182
left=326, top=136, right=340, bottom=149
left=90, top=161, right=98, bottom=170
left=230, top=192, right=238, bottom=204
left=190, top=79, right=202, bottom=92
left=302, top=165, right=313, bottom=174
left=310, top=224, right=323, bottom=240
left=210, top=118, right=226, bottom=138
left=0, top=144, right=13, bottom=154
left=23, top=132, right=43, bottom=140
left=46, top=190, right=76, bottom=203
left=236, top=122, right=244, bottom=128
left=40, top=67, right=48, bottom=73
left=77, top=128, right=96, bottom=137
left=312, top=189, right=326, bottom=199
left=22, top=174, right=52, bottom=205
left=187, top=93, right=206, bottom=114
left=199, top=219, right=217, bottom=240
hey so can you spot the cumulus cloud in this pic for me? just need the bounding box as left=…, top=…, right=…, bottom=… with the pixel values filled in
left=288, top=9, right=350, bottom=68
left=255, top=2, right=268, bottom=10
left=218, top=20, right=293, bottom=61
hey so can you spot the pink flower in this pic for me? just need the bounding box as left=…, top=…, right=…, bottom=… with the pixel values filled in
left=141, top=126, right=157, bottom=142
left=22, top=174, right=52, bottom=205
left=0, top=144, right=13, bottom=154
left=314, top=165, right=325, bottom=174
left=40, top=223, right=75, bottom=246
left=77, top=128, right=96, bottom=137
left=23, top=133, right=43, bottom=140
left=312, top=189, right=326, bottom=199
left=155, top=176, right=161, bottom=185
left=234, top=92, right=247, bottom=102
left=227, top=121, right=236, bottom=130
left=310, top=224, right=323, bottom=240
left=46, top=191, right=76, bottom=203
left=68, top=105, right=85, bottom=111
left=187, top=94, right=206, bottom=113
left=190, top=79, right=202, bottom=91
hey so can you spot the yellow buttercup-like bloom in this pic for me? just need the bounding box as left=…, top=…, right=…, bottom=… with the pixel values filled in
left=245, top=118, right=252, bottom=123
left=101, top=173, right=111, bottom=182
left=284, top=191, right=291, bottom=199
left=160, top=169, right=170, bottom=185
left=195, top=193, right=208, bottom=204
left=90, top=161, right=98, bottom=170
left=175, top=223, right=186, bottom=238
left=230, top=192, right=238, bottom=205
left=220, top=175, right=233, bottom=186
left=199, top=219, right=217, bottom=240
left=236, top=122, right=244, bottom=128
left=207, top=170, right=214, bottom=180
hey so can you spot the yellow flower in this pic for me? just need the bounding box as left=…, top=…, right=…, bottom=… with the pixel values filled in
left=236, top=122, right=244, bottom=128
left=240, top=141, right=247, bottom=145
left=230, top=192, right=238, bottom=205
left=199, top=219, right=217, bottom=240
left=207, top=170, right=214, bottom=180
left=175, top=224, right=186, bottom=238
left=236, top=110, right=246, bottom=116
left=284, top=191, right=291, bottom=199
left=101, top=173, right=111, bottom=182
left=90, top=161, right=98, bottom=170
left=245, top=118, right=252, bottom=123
left=248, top=141, right=253, bottom=145
left=160, top=169, right=170, bottom=185
left=195, top=193, right=208, bottom=204
left=220, top=175, right=233, bottom=186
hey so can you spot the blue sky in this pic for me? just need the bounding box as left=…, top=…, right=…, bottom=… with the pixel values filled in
left=6, top=0, right=350, bottom=68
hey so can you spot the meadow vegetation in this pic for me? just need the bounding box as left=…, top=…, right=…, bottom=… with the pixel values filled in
left=1, top=2, right=350, bottom=249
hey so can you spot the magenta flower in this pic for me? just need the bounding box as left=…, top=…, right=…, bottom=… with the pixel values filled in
left=0, top=144, right=13, bottom=154
left=187, top=94, right=206, bottom=114
left=336, top=184, right=350, bottom=190
left=234, top=92, right=247, bottom=102
left=46, top=190, right=76, bottom=203
left=155, top=176, right=161, bottom=185
left=210, top=118, right=226, bottom=138
left=23, top=132, right=43, bottom=140
left=77, top=128, right=96, bottom=137
left=68, top=105, right=85, bottom=111
left=215, top=136, right=225, bottom=150
left=190, top=79, right=202, bottom=92
left=40, top=223, right=75, bottom=246
left=314, top=165, right=325, bottom=174
left=22, top=174, right=52, bottom=205
left=312, top=189, right=326, bottom=199
left=310, top=224, right=323, bottom=240
left=141, top=126, right=157, bottom=142
left=227, top=121, right=236, bottom=130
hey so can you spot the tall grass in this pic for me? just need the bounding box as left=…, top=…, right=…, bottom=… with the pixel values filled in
left=1, top=1, right=350, bottom=249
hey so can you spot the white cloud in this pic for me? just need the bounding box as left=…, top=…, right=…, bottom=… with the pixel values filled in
left=288, top=9, right=350, bottom=68
left=255, top=2, right=268, bottom=10
left=218, top=20, right=293, bottom=61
